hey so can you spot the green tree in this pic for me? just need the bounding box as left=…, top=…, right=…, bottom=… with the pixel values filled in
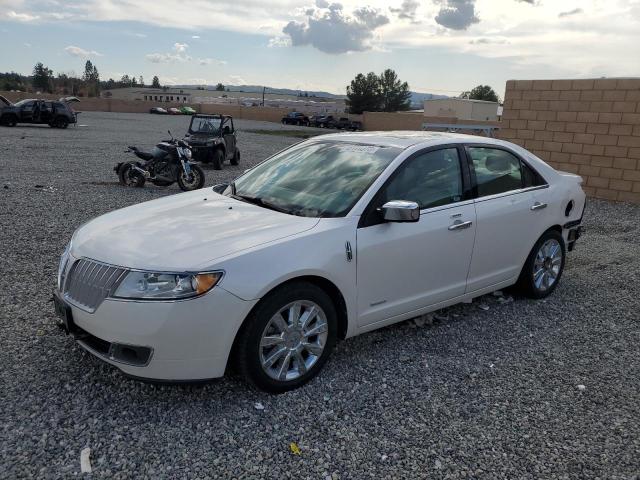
left=151, top=75, right=161, bottom=88
left=82, top=61, right=100, bottom=96
left=139, top=76, right=145, bottom=87
left=215, top=83, right=225, bottom=91
left=346, top=72, right=382, bottom=114
left=379, top=69, right=411, bottom=112
left=460, top=85, right=500, bottom=103
left=32, top=62, right=54, bottom=93
left=0, top=72, right=27, bottom=91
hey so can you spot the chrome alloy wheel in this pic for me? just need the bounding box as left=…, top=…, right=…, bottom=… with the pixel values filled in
left=533, top=239, right=563, bottom=292
left=259, top=301, right=328, bottom=381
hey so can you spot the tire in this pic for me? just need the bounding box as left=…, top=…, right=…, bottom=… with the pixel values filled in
left=231, top=149, right=240, bottom=166
left=211, top=148, right=223, bottom=170
left=118, top=163, right=146, bottom=187
left=1, top=114, right=17, bottom=127
left=235, top=281, right=337, bottom=393
left=177, top=164, right=205, bottom=191
left=51, top=116, right=68, bottom=129
left=516, top=229, right=566, bottom=299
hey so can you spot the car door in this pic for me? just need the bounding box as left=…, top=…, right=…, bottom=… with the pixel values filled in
left=464, top=145, right=550, bottom=293
left=20, top=100, right=35, bottom=121
left=356, top=146, right=477, bottom=327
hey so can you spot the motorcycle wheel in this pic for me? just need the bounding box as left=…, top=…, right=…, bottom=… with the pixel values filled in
left=177, top=164, right=205, bottom=191
left=118, top=163, right=146, bottom=188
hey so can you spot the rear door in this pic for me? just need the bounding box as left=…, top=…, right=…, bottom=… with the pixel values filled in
left=464, top=145, right=550, bottom=293
left=356, top=146, right=477, bottom=327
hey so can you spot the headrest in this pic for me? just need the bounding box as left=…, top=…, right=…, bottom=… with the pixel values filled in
left=485, top=155, right=511, bottom=172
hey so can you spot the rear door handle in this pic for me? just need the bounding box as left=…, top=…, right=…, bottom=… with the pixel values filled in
left=448, top=220, right=473, bottom=231
left=530, top=202, right=548, bottom=211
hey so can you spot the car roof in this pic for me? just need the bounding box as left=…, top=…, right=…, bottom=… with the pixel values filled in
left=311, top=131, right=509, bottom=150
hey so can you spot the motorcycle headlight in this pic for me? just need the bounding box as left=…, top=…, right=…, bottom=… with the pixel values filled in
left=184, top=148, right=192, bottom=159
left=112, top=271, right=223, bottom=300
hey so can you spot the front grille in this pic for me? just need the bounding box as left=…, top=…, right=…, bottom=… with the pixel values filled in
left=63, top=259, right=127, bottom=312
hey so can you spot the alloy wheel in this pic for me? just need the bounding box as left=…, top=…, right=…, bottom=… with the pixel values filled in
left=533, top=239, right=563, bottom=292
left=259, top=300, right=328, bottom=382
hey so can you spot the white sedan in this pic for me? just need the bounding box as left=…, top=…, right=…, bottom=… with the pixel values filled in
left=54, top=132, right=585, bottom=392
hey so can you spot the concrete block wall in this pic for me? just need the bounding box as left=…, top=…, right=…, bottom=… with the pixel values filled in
left=499, top=78, right=640, bottom=203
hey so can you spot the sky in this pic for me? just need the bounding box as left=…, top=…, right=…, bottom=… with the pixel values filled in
left=1, top=0, right=639, bottom=97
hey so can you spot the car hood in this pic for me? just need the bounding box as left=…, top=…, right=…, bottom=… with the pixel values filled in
left=71, top=190, right=320, bottom=271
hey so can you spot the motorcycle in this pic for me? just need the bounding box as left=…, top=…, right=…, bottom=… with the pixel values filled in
left=115, top=131, right=205, bottom=191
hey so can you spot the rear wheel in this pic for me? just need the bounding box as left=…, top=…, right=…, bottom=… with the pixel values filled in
left=177, top=164, right=205, bottom=191
left=51, top=116, right=69, bottom=129
left=211, top=148, right=223, bottom=170
left=516, top=230, right=565, bottom=299
left=1, top=114, right=17, bottom=127
left=231, top=149, right=240, bottom=166
left=118, top=163, right=146, bottom=187
left=235, top=282, right=337, bottom=393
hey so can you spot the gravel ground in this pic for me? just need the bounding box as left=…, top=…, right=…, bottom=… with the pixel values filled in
left=1, top=112, right=639, bottom=479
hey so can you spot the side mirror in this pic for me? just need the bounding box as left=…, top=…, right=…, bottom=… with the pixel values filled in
left=212, top=183, right=229, bottom=194
left=380, top=200, right=420, bottom=223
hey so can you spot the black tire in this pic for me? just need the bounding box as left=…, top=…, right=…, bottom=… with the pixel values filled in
left=50, top=116, right=69, bottom=129
left=234, top=281, right=337, bottom=393
left=1, top=114, right=17, bottom=127
left=177, top=164, right=205, bottom=191
left=211, top=148, right=223, bottom=170
left=516, top=229, right=566, bottom=299
left=118, top=163, right=146, bottom=187
left=231, top=149, right=240, bottom=166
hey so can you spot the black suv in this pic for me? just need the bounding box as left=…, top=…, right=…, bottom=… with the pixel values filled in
left=0, top=96, right=78, bottom=128
left=186, top=114, right=240, bottom=170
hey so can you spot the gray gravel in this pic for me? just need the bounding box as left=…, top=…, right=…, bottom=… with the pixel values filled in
left=1, top=112, right=639, bottom=479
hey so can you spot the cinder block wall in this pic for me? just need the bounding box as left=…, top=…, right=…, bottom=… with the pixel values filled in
left=499, top=78, right=640, bottom=203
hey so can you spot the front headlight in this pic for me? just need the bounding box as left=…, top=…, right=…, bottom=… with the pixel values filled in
left=184, top=148, right=192, bottom=159
left=112, top=271, right=223, bottom=300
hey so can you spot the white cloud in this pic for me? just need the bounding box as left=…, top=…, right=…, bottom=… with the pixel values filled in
left=145, top=52, right=191, bottom=63
left=173, top=42, right=188, bottom=52
left=228, top=74, right=247, bottom=85
left=4, top=10, right=39, bottom=22
left=435, top=0, right=480, bottom=30
left=283, top=2, right=389, bottom=53
left=64, top=45, right=103, bottom=58
left=198, top=58, right=227, bottom=66
left=191, top=35, right=200, bottom=39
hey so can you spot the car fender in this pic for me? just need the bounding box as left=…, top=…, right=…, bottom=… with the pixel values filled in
left=209, top=217, right=359, bottom=338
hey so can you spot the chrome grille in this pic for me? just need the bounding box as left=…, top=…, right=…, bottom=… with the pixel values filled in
left=63, top=259, right=127, bottom=312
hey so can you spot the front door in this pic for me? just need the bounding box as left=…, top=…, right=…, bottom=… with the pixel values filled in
left=356, top=147, right=477, bottom=327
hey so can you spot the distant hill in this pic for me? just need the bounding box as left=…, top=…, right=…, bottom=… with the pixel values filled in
left=175, top=84, right=449, bottom=106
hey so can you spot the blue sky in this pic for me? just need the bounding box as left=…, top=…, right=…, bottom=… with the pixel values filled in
left=1, top=0, right=639, bottom=96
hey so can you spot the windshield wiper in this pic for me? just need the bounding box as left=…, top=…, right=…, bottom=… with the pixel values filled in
left=232, top=194, right=292, bottom=215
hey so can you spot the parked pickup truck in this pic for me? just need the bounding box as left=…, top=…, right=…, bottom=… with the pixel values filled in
left=282, top=112, right=309, bottom=126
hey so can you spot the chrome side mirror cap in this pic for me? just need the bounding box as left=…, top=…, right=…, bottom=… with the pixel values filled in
left=381, top=200, right=420, bottom=223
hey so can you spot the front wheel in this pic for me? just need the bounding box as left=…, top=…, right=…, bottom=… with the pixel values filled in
left=177, top=164, right=205, bottom=191
left=210, top=149, right=223, bottom=170
left=516, top=230, right=566, bottom=299
left=51, top=116, right=69, bottom=129
left=1, top=114, right=17, bottom=127
left=234, top=282, right=337, bottom=393
left=231, top=149, right=240, bottom=166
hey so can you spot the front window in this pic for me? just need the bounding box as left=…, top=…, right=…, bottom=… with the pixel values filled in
left=231, top=141, right=401, bottom=217
left=190, top=116, right=221, bottom=134
left=379, top=148, right=464, bottom=210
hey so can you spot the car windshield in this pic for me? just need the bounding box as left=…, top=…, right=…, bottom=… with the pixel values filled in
left=230, top=141, right=401, bottom=218
left=190, top=117, right=221, bottom=133
left=13, top=99, right=33, bottom=107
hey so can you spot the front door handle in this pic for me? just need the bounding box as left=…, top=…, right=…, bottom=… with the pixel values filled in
left=530, top=202, right=548, bottom=211
left=448, top=220, right=473, bottom=231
